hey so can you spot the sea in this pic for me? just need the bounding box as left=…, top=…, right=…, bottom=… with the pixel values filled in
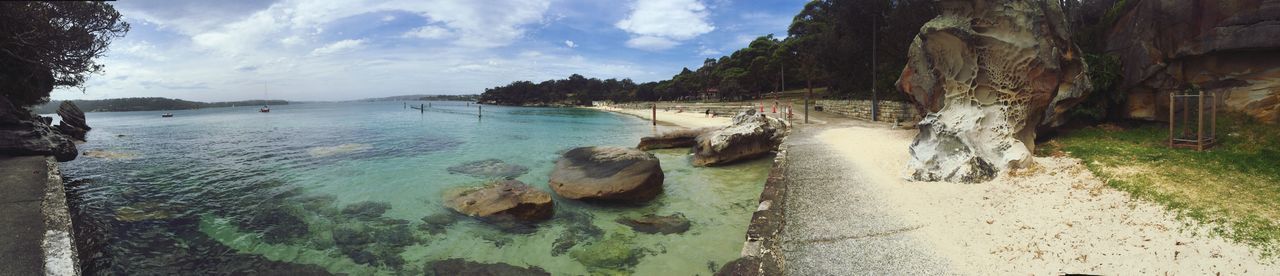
left=58, top=101, right=772, bottom=275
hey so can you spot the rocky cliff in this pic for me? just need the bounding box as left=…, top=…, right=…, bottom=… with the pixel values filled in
left=1107, top=0, right=1280, bottom=123
left=0, top=97, right=79, bottom=161
left=896, top=0, right=1092, bottom=182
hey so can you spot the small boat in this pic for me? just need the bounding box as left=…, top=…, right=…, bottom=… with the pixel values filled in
left=259, top=106, right=270, bottom=113
left=258, top=85, right=271, bottom=113
left=161, top=113, right=174, bottom=117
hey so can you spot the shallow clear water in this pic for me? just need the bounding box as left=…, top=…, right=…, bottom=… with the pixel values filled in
left=62, top=102, right=771, bottom=275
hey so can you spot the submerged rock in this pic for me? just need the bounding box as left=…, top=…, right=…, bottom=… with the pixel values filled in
left=447, top=159, right=530, bottom=179
left=616, top=213, right=691, bottom=234
left=549, top=146, right=664, bottom=203
left=691, top=109, right=788, bottom=167
left=551, top=211, right=604, bottom=256
left=636, top=127, right=716, bottom=150
left=114, top=202, right=173, bottom=222
left=418, top=212, right=459, bottom=235
left=423, top=259, right=550, bottom=276
left=82, top=149, right=137, bottom=160
left=569, top=233, right=648, bottom=274
left=307, top=143, right=371, bottom=158
left=242, top=208, right=310, bottom=244
left=341, top=201, right=392, bottom=221
left=896, top=0, right=1091, bottom=182
left=443, top=179, right=554, bottom=223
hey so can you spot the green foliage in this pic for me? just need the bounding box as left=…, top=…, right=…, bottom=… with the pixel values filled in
left=1044, top=113, right=1280, bottom=257
left=1068, top=53, right=1124, bottom=121
left=477, top=74, right=641, bottom=106
left=0, top=2, right=129, bottom=107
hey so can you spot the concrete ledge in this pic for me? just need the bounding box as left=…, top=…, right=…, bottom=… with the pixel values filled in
left=40, top=157, right=79, bottom=276
left=0, top=156, right=79, bottom=276
left=720, top=138, right=791, bottom=275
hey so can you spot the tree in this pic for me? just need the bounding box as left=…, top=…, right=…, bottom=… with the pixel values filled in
left=1, top=2, right=129, bottom=107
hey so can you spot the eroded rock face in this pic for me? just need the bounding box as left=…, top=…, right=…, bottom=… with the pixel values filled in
left=0, top=97, right=77, bottom=161
left=56, top=101, right=90, bottom=141
left=443, top=179, right=554, bottom=222
left=691, top=109, right=789, bottom=166
left=636, top=127, right=716, bottom=150
left=549, top=147, right=664, bottom=203
left=1107, top=0, right=1280, bottom=123
left=896, top=0, right=1091, bottom=182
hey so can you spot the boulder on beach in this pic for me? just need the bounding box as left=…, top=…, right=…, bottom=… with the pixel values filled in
left=447, top=159, right=530, bottom=179
left=616, top=213, right=691, bottom=234
left=424, top=258, right=550, bottom=276
left=549, top=146, right=664, bottom=203
left=691, top=109, right=788, bottom=167
left=636, top=127, right=716, bottom=150
left=896, top=0, right=1091, bottom=182
left=443, top=179, right=554, bottom=222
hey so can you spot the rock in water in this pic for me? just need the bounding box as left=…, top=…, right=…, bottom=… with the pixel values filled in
left=636, top=127, right=716, bottom=150
left=549, top=146, right=664, bottom=203
left=443, top=179, right=554, bottom=222
left=424, top=259, right=550, bottom=276
left=1107, top=0, right=1280, bottom=123
left=55, top=101, right=90, bottom=141
left=616, top=213, right=691, bottom=234
left=341, top=201, right=392, bottom=220
left=691, top=109, right=789, bottom=167
left=446, top=159, right=530, bottom=179
left=896, top=0, right=1091, bottom=182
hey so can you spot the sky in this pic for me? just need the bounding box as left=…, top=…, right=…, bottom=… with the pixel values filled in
left=51, top=0, right=806, bottom=102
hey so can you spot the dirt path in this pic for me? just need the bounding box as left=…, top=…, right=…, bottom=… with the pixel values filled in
left=813, top=124, right=1280, bottom=274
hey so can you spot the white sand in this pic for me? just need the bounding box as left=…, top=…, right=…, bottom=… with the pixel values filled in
left=589, top=106, right=731, bottom=129
left=817, top=126, right=1279, bottom=275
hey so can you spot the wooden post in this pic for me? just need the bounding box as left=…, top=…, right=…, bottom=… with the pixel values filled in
left=1197, top=90, right=1205, bottom=151
left=420, top=104, right=424, bottom=113
left=1172, top=92, right=1177, bottom=146
left=652, top=103, right=657, bottom=126
left=478, top=105, right=482, bottom=118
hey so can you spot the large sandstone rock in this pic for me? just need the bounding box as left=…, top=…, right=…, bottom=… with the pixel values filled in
left=1107, top=0, right=1280, bottom=123
left=549, top=146, right=663, bottom=203
left=636, top=127, right=715, bottom=150
left=0, top=97, right=77, bottom=161
left=691, top=109, right=788, bottom=166
left=55, top=101, right=90, bottom=141
left=896, top=0, right=1092, bottom=182
left=443, top=180, right=554, bottom=222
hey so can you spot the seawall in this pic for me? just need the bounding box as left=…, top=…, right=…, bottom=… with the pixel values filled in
left=0, top=156, right=80, bottom=276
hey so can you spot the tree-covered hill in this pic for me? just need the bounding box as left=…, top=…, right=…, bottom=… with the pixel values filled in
left=31, top=97, right=289, bottom=113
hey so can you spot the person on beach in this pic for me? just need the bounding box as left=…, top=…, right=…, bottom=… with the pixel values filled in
left=705, top=109, right=711, bottom=117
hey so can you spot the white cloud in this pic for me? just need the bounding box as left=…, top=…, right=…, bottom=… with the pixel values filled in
left=310, top=39, right=365, bottom=56
left=616, top=0, right=714, bottom=50
left=403, top=26, right=452, bottom=39
left=564, top=40, right=577, bottom=48
left=625, top=36, right=679, bottom=51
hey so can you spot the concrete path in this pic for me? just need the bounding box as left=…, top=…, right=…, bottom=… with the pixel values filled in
left=1, top=155, right=78, bottom=276
left=778, top=112, right=952, bottom=275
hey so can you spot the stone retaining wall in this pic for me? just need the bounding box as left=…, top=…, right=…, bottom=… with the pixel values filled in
left=814, top=100, right=921, bottom=123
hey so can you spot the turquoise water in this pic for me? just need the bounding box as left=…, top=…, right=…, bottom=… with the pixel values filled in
left=62, top=102, right=771, bottom=275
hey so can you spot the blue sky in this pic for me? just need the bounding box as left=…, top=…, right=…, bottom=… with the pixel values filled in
left=52, top=0, right=805, bottom=102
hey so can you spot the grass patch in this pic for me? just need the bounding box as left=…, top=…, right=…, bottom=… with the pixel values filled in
left=1039, top=112, right=1280, bottom=258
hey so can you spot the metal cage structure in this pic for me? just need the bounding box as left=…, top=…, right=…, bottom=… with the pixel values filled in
left=1168, top=89, right=1218, bottom=151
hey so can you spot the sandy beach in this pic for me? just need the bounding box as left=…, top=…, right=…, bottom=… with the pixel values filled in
left=817, top=125, right=1279, bottom=274
left=590, top=106, right=732, bottom=129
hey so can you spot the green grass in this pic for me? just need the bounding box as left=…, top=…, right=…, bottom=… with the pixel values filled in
left=1039, top=112, right=1280, bottom=258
